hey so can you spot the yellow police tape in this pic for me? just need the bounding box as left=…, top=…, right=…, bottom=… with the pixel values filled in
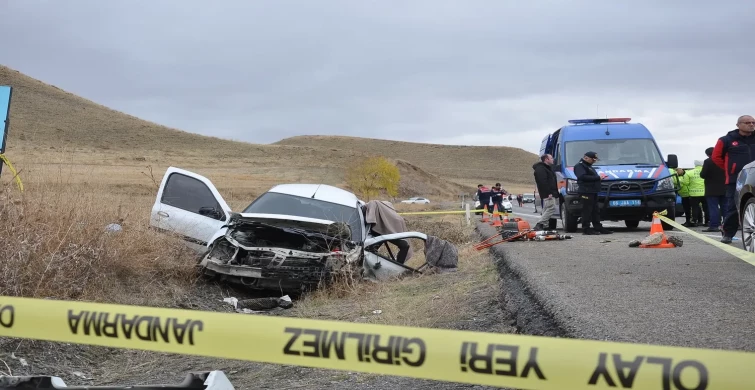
left=398, top=209, right=485, bottom=215
left=0, top=153, right=23, bottom=192
left=656, top=214, right=755, bottom=267
left=0, top=296, right=753, bottom=389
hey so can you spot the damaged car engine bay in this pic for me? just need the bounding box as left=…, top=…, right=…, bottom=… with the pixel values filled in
left=200, top=216, right=360, bottom=293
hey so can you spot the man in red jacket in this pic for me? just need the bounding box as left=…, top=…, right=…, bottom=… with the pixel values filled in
left=711, top=115, right=755, bottom=243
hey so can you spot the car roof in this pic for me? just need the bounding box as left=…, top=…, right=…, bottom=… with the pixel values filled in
left=561, top=123, right=653, bottom=142
left=267, top=184, right=359, bottom=208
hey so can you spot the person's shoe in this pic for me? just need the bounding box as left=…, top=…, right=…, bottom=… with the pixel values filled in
left=682, top=222, right=697, bottom=227
left=703, top=227, right=719, bottom=232
left=583, top=228, right=601, bottom=235
left=595, top=227, right=613, bottom=234
left=721, top=236, right=733, bottom=244
left=533, top=223, right=545, bottom=231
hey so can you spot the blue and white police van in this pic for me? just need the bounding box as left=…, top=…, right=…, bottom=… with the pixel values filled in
left=539, top=118, right=679, bottom=232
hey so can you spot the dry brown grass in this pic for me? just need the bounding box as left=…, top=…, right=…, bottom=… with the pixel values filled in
left=0, top=176, right=199, bottom=305
left=288, top=215, right=497, bottom=329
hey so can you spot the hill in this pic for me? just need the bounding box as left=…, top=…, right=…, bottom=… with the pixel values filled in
left=0, top=64, right=534, bottom=201
left=275, top=135, right=539, bottom=189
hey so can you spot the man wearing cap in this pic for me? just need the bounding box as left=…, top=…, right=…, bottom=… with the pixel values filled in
left=573, top=151, right=613, bottom=235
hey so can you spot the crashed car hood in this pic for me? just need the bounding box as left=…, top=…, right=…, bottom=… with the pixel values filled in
left=235, top=213, right=337, bottom=234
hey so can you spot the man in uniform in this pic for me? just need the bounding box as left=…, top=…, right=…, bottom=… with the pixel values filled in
left=573, top=151, right=612, bottom=235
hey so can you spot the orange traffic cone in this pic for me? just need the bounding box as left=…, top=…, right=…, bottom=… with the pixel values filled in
left=639, top=213, right=676, bottom=249
left=491, top=204, right=502, bottom=227
left=481, top=205, right=489, bottom=222
left=503, top=212, right=510, bottom=223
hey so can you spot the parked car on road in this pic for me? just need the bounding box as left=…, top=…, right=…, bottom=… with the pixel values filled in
left=734, top=162, right=755, bottom=251
left=150, top=167, right=428, bottom=294
left=522, top=194, right=536, bottom=203
left=471, top=200, right=512, bottom=213
left=401, top=197, right=430, bottom=204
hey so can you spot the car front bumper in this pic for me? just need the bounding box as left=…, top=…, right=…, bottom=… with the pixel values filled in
left=563, top=193, right=676, bottom=219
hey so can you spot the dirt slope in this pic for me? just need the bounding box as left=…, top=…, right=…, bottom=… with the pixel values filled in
left=0, top=64, right=477, bottom=198
left=276, top=135, right=539, bottom=187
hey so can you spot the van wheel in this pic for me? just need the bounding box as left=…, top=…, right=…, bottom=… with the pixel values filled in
left=625, top=220, right=640, bottom=229
left=561, top=205, right=579, bottom=233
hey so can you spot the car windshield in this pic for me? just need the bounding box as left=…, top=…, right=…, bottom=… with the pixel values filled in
left=242, top=192, right=363, bottom=240
left=564, top=139, right=663, bottom=166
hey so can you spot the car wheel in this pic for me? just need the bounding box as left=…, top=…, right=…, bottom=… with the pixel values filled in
left=741, top=198, right=755, bottom=252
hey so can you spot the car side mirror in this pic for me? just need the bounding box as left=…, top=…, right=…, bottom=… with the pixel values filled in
left=199, top=206, right=222, bottom=220
left=667, top=154, right=679, bottom=169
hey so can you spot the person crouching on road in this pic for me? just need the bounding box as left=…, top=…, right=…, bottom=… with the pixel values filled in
left=533, top=154, right=559, bottom=230
left=574, top=151, right=613, bottom=235
left=700, top=147, right=726, bottom=232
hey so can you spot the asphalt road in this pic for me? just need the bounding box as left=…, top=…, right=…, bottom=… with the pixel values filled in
left=478, top=202, right=755, bottom=352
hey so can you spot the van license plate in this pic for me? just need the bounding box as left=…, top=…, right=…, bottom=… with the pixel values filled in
left=609, top=199, right=641, bottom=207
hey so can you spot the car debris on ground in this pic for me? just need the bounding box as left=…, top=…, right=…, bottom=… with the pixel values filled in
left=223, top=295, right=293, bottom=313
left=628, top=232, right=684, bottom=248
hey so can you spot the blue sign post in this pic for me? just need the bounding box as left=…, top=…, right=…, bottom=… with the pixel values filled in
left=0, top=85, right=13, bottom=176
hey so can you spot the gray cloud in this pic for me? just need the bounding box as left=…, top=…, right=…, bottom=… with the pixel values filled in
left=2, top=0, right=753, bottom=166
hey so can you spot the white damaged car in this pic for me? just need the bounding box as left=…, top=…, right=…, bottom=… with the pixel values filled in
left=150, top=167, right=429, bottom=294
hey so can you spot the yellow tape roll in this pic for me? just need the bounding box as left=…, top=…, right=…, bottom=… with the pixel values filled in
left=0, top=296, right=752, bottom=389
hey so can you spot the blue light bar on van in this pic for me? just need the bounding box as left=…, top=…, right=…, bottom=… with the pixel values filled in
left=568, top=118, right=631, bottom=124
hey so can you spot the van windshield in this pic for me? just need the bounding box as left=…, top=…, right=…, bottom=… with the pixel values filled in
left=564, top=139, right=663, bottom=166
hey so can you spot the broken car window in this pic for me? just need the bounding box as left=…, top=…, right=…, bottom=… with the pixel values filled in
left=242, top=192, right=363, bottom=240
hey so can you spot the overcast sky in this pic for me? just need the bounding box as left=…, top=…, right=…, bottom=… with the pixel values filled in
left=2, top=0, right=751, bottom=167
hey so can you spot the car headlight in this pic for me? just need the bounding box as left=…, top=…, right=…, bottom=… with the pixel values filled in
left=656, top=176, right=675, bottom=191
left=566, top=179, right=579, bottom=193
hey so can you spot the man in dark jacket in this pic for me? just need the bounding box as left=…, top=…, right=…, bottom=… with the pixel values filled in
left=476, top=184, right=492, bottom=218
left=700, top=146, right=726, bottom=232
left=573, top=151, right=612, bottom=235
left=491, top=183, right=504, bottom=217
left=533, top=154, right=559, bottom=230
left=712, top=115, right=755, bottom=243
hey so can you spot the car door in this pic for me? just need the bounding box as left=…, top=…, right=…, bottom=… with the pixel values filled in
left=150, top=167, right=232, bottom=245
left=362, top=232, right=429, bottom=280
